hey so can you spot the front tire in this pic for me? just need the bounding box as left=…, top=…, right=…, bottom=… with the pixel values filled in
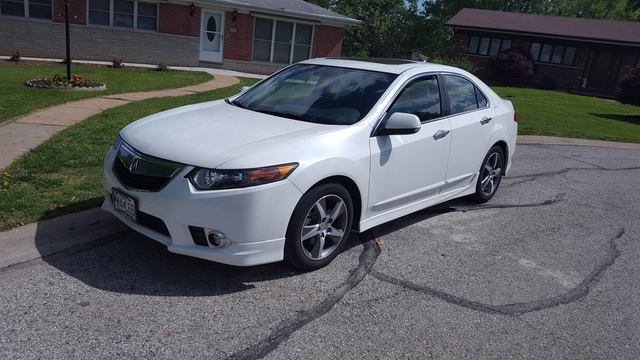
left=471, top=146, right=504, bottom=203
left=285, top=183, right=353, bottom=270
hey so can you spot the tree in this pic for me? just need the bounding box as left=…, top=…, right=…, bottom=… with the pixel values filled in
left=545, top=0, right=634, bottom=20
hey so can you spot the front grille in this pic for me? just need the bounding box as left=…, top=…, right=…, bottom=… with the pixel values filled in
left=189, top=226, right=209, bottom=246
left=113, top=141, right=184, bottom=191
left=114, top=157, right=172, bottom=191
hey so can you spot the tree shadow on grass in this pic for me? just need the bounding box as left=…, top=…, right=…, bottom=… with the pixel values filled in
left=590, top=113, right=640, bottom=125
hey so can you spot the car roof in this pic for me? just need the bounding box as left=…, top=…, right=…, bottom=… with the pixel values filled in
left=299, top=57, right=461, bottom=75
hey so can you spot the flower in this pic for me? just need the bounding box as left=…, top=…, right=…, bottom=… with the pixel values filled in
left=28, top=74, right=104, bottom=88
left=9, top=50, right=22, bottom=62
left=1, top=171, right=10, bottom=189
left=112, top=57, right=125, bottom=68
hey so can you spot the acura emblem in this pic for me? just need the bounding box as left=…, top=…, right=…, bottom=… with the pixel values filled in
left=129, top=157, right=141, bottom=173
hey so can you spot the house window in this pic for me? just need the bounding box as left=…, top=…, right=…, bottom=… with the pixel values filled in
left=88, top=0, right=157, bottom=31
left=468, top=36, right=511, bottom=56
left=0, top=0, right=51, bottom=19
left=253, top=18, right=313, bottom=64
left=530, top=42, right=576, bottom=66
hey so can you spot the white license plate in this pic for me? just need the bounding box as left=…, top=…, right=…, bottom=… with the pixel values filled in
left=112, top=188, right=137, bottom=223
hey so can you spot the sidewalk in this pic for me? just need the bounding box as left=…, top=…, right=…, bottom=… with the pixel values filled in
left=0, top=62, right=265, bottom=170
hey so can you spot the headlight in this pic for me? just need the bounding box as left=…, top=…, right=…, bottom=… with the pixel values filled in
left=186, top=163, right=298, bottom=190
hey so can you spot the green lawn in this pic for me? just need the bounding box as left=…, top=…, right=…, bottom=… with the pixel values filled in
left=0, top=63, right=212, bottom=126
left=0, top=78, right=259, bottom=231
left=494, top=87, right=640, bottom=143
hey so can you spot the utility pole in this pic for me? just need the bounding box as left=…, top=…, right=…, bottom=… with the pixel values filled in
left=65, top=0, right=71, bottom=81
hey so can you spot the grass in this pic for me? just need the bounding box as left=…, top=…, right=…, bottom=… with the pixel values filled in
left=0, top=62, right=212, bottom=126
left=494, top=87, right=640, bottom=143
left=0, top=78, right=259, bottom=230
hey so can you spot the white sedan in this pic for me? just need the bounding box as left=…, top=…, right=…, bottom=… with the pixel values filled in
left=103, top=58, right=517, bottom=270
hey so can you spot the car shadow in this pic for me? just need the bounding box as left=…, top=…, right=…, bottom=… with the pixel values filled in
left=33, top=199, right=467, bottom=297
left=33, top=208, right=309, bottom=297
left=342, top=200, right=466, bottom=252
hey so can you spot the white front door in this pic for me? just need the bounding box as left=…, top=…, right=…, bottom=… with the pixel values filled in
left=200, top=11, right=224, bottom=63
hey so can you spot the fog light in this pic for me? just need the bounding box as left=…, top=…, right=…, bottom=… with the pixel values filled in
left=206, top=231, right=230, bottom=248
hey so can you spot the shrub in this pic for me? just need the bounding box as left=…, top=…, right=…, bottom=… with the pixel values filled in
left=156, top=63, right=170, bottom=72
left=112, top=57, right=125, bottom=69
left=617, top=66, right=640, bottom=107
left=489, top=51, right=535, bottom=86
left=9, top=50, right=22, bottom=62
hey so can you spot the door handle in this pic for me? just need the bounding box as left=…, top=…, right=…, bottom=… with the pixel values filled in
left=433, top=129, right=450, bottom=140
left=480, top=117, right=492, bottom=125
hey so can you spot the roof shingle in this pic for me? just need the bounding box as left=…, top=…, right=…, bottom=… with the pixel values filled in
left=446, top=8, right=640, bottom=45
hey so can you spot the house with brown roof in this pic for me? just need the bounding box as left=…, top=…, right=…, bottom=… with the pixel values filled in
left=0, top=0, right=359, bottom=74
left=446, top=8, right=640, bottom=97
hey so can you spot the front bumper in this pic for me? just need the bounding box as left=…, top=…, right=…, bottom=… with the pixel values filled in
left=102, top=148, right=303, bottom=266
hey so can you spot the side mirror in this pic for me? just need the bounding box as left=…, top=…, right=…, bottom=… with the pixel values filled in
left=376, top=112, right=421, bottom=136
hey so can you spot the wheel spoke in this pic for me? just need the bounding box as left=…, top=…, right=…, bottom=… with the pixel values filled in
left=326, top=228, right=345, bottom=242
left=301, top=224, right=320, bottom=241
left=327, top=200, right=345, bottom=221
left=315, top=198, right=328, bottom=220
left=481, top=176, right=491, bottom=190
left=310, top=235, right=325, bottom=259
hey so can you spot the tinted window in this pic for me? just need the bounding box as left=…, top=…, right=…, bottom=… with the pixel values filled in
left=445, top=75, right=487, bottom=115
left=387, top=77, right=441, bottom=122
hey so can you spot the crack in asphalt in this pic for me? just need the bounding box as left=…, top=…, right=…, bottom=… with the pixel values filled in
left=371, top=228, right=626, bottom=316
left=226, top=233, right=381, bottom=360
left=226, top=198, right=583, bottom=358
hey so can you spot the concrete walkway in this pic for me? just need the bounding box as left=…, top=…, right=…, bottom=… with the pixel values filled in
left=0, top=68, right=252, bottom=170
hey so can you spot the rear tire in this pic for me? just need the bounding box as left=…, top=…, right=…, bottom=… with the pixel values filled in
left=471, top=146, right=504, bottom=203
left=284, top=183, right=353, bottom=271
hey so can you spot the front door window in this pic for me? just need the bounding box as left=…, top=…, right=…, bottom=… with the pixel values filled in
left=200, top=10, right=223, bottom=63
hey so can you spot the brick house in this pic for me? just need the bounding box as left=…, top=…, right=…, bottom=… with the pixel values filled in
left=0, top=0, right=359, bottom=74
left=445, top=8, right=640, bottom=97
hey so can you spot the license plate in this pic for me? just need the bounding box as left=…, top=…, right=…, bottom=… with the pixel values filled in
left=112, top=188, right=137, bottom=223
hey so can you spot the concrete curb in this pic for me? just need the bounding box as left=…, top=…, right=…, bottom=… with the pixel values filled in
left=517, top=135, right=640, bottom=150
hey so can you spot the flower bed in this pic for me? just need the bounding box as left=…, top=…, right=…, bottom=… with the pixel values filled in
left=26, top=74, right=106, bottom=91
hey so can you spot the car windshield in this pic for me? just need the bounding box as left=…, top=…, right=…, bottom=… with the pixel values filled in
left=234, top=64, right=398, bottom=125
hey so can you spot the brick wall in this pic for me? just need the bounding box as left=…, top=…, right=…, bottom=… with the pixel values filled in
left=158, top=4, right=200, bottom=37
left=0, top=17, right=200, bottom=66
left=224, top=13, right=253, bottom=61
left=454, top=32, right=589, bottom=89
left=312, top=25, right=343, bottom=58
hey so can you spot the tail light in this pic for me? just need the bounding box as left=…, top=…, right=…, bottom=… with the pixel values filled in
left=514, top=113, right=518, bottom=122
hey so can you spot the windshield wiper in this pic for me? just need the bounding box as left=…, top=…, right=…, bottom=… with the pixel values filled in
left=225, top=98, right=246, bottom=109
left=256, top=109, right=310, bottom=122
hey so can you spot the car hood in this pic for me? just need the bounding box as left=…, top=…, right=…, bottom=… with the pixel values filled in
left=120, top=100, right=332, bottom=168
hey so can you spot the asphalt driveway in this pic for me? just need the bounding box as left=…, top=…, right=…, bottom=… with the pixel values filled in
left=1, top=142, right=639, bottom=359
